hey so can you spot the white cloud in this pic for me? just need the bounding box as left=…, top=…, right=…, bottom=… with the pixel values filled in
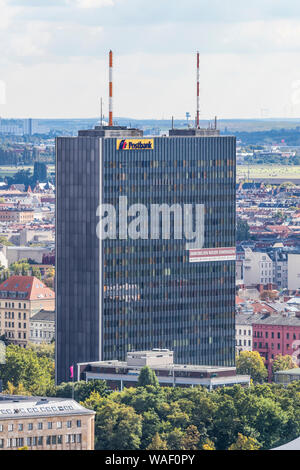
left=9, top=21, right=52, bottom=58
left=0, top=80, right=6, bottom=105
left=0, top=0, right=21, bottom=31
left=2, top=1, right=300, bottom=118
left=71, top=0, right=114, bottom=8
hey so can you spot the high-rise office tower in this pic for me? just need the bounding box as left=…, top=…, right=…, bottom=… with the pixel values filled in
left=23, top=118, right=33, bottom=136
left=55, top=124, right=236, bottom=383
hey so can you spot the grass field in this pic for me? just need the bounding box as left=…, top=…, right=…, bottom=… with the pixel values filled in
left=0, top=165, right=55, bottom=178
left=237, top=165, right=300, bottom=180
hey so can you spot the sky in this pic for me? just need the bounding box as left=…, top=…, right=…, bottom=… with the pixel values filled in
left=1, top=0, right=300, bottom=119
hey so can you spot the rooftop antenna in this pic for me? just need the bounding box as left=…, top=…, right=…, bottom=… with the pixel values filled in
left=214, top=116, right=217, bottom=130
left=100, top=97, right=103, bottom=126
left=171, top=116, right=174, bottom=130
left=196, top=51, right=200, bottom=129
left=109, top=50, right=113, bottom=126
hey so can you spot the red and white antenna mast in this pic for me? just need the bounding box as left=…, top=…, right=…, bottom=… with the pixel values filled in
left=109, top=50, right=113, bottom=126
left=196, top=51, right=200, bottom=128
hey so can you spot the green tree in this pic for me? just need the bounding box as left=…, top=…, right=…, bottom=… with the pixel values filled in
left=31, top=266, right=42, bottom=280
left=202, top=439, right=216, bottom=450
left=137, top=366, right=159, bottom=387
left=51, top=379, right=110, bottom=402
left=90, top=399, right=143, bottom=450
left=140, top=409, right=162, bottom=449
left=237, top=218, right=251, bottom=241
left=10, top=259, right=30, bottom=276
left=181, top=425, right=200, bottom=450
left=28, top=342, right=55, bottom=360
left=164, top=427, right=185, bottom=450
left=272, top=354, right=297, bottom=377
left=0, top=344, right=54, bottom=395
left=228, top=433, right=261, bottom=450
left=0, top=236, right=13, bottom=246
left=236, top=351, right=268, bottom=383
left=146, top=432, right=168, bottom=450
left=4, top=381, right=31, bottom=395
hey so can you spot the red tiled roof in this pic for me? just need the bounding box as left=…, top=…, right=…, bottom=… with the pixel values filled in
left=251, top=302, right=277, bottom=314
left=0, top=275, right=55, bottom=300
left=266, top=225, right=291, bottom=233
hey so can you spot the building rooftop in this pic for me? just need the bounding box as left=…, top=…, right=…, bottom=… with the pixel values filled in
left=169, top=128, right=220, bottom=137
left=30, top=309, right=55, bottom=322
left=78, top=125, right=143, bottom=138
left=253, top=315, right=300, bottom=326
left=275, top=368, right=300, bottom=376
left=235, top=313, right=259, bottom=325
left=0, top=395, right=95, bottom=419
left=78, top=359, right=237, bottom=374
left=0, top=275, right=55, bottom=301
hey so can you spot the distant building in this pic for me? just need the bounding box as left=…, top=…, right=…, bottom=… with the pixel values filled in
left=253, top=315, right=300, bottom=376
left=267, top=249, right=288, bottom=290
left=288, top=253, right=300, bottom=291
left=0, top=276, right=55, bottom=347
left=29, top=310, right=55, bottom=344
left=23, top=118, right=33, bottom=136
left=0, top=394, right=95, bottom=450
left=235, top=314, right=253, bottom=353
left=78, top=349, right=250, bottom=391
left=0, top=208, right=34, bottom=224
left=243, top=248, right=273, bottom=287
left=3, top=246, right=53, bottom=265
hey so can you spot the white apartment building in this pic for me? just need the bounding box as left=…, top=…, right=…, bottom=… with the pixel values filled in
left=243, top=248, right=273, bottom=287
left=29, top=310, right=55, bottom=344
left=235, top=314, right=253, bottom=354
left=288, top=253, right=300, bottom=291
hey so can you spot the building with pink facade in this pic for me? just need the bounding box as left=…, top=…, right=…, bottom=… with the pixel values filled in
left=253, top=315, right=300, bottom=378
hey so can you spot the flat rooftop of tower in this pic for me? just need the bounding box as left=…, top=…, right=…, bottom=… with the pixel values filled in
left=78, top=125, right=143, bottom=138
left=169, top=127, right=220, bottom=137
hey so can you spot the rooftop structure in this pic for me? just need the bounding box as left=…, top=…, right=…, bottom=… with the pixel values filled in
left=0, top=275, right=54, bottom=301
left=78, top=349, right=250, bottom=391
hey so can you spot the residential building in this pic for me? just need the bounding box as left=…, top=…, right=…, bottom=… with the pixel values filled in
left=235, top=314, right=253, bottom=353
left=253, top=315, right=300, bottom=375
left=0, top=209, right=34, bottom=223
left=243, top=248, right=273, bottom=287
left=267, top=248, right=288, bottom=290
left=0, top=276, right=55, bottom=347
left=78, top=349, right=250, bottom=391
left=56, top=125, right=236, bottom=383
left=0, top=394, right=95, bottom=450
left=29, top=310, right=55, bottom=344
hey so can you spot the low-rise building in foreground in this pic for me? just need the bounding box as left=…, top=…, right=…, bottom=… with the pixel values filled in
left=0, top=394, right=95, bottom=450
left=78, top=349, right=250, bottom=391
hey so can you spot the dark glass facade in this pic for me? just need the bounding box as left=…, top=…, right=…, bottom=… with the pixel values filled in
left=56, top=134, right=236, bottom=384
